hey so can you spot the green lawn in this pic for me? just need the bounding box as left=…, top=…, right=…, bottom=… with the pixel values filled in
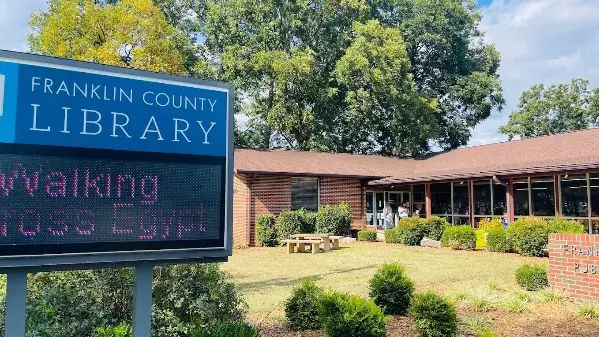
left=222, top=242, right=544, bottom=322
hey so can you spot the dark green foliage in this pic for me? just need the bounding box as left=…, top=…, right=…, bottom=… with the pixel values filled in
left=278, top=209, right=317, bottom=240
left=256, top=214, right=278, bottom=247
left=384, top=228, right=401, bottom=243
left=410, top=292, right=458, bottom=337
left=95, top=323, right=131, bottom=337
left=191, top=321, right=260, bottom=337
left=547, top=218, right=586, bottom=234
left=423, top=217, right=449, bottom=241
left=285, top=279, right=324, bottom=330
left=516, top=264, right=548, bottom=291
left=358, top=230, right=378, bottom=242
left=319, top=292, right=387, bottom=337
left=441, top=226, right=476, bottom=250
left=507, top=218, right=549, bottom=257
left=397, top=217, right=427, bottom=245
left=369, top=263, right=414, bottom=315
left=316, top=203, right=352, bottom=236
left=7, top=264, right=246, bottom=337
left=486, top=228, right=513, bottom=253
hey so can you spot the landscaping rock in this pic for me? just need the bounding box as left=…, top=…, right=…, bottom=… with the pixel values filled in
left=420, top=237, right=442, bottom=248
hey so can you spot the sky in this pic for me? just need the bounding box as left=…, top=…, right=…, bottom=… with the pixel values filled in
left=1, top=0, right=599, bottom=147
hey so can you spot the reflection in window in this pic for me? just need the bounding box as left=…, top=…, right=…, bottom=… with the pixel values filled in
left=453, top=182, right=469, bottom=215
left=531, top=177, right=555, bottom=216
left=366, top=191, right=374, bottom=225
left=561, top=175, right=588, bottom=217
left=473, top=180, right=491, bottom=215
left=431, top=183, right=451, bottom=214
left=454, top=216, right=470, bottom=225
left=591, top=174, right=599, bottom=218
left=514, top=179, right=529, bottom=216
left=493, top=183, right=507, bottom=215
left=291, top=177, right=319, bottom=211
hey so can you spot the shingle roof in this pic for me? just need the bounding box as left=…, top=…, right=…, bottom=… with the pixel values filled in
left=234, top=128, right=599, bottom=184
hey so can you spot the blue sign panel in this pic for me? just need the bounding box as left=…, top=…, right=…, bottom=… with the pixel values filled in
left=0, top=51, right=233, bottom=268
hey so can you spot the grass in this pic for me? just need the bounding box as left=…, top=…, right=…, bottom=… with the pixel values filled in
left=578, top=304, right=599, bottom=320
left=222, top=241, right=543, bottom=321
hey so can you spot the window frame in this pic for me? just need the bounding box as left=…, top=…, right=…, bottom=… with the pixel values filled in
left=290, top=177, right=320, bottom=211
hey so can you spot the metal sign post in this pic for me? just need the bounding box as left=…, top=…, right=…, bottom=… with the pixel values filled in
left=0, top=50, right=234, bottom=337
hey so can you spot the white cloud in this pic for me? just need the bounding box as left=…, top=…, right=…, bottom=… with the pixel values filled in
left=469, top=0, right=599, bottom=146
left=0, top=0, right=47, bottom=52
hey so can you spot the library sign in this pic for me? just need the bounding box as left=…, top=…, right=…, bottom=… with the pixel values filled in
left=548, top=234, right=599, bottom=302
left=0, top=50, right=233, bottom=268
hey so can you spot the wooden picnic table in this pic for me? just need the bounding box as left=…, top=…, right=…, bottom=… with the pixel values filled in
left=288, top=234, right=343, bottom=252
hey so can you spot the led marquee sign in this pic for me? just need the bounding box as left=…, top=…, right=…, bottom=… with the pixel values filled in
left=0, top=50, right=233, bottom=268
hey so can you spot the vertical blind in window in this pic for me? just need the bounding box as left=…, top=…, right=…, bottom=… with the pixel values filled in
left=291, top=177, right=319, bottom=211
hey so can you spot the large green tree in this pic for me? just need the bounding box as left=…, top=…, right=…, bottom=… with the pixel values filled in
left=499, top=79, right=599, bottom=139
left=30, top=0, right=504, bottom=156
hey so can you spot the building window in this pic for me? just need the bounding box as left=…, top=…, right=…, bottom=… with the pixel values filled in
left=453, top=181, right=469, bottom=216
left=531, top=177, right=555, bottom=216
left=431, top=183, right=451, bottom=215
left=591, top=174, right=599, bottom=234
left=513, top=178, right=529, bottom=217
left=561, top=174, right=588, bottom=217
left=473, top=180, right=491, bottom=216
left=291, top=177, right=319, bottom=211
left=493, top=183, right=507, bottom=215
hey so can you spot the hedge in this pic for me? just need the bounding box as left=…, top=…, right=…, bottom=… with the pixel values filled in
left=397, top=217, right=427, bottom=245
left=277, top=209, right=317, bottom=241
left=486, top=228, right=513, bottom=253
left=285, top=280, right=323, bottom=330
left=256, top=214, right=278, bottom=247
left=515, top=264, right=548, bottom=291
left=358, top=230, right=378, bottom=242
left=423, top=217, right=449, bottom=241
left=385, top=228, right=401, bottom=243
left=441, top=226, right=476, bottom=250
left=319, top=292, right=387, bottom=337
left=369, top=263, right=414, bottom=315
left=316, top=203, right=352, bottom=236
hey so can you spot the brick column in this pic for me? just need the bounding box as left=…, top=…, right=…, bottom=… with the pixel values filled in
left=425, top=183, right=432, bottom=218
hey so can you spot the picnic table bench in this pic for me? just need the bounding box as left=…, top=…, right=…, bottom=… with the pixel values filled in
left=285, top=234, right=344, bottom=254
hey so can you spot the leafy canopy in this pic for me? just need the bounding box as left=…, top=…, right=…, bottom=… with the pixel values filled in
left=499, top=78, right=599, bottom=139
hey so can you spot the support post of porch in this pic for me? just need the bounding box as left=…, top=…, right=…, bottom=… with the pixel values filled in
left=425, top=183, right=432, bottom=218
left=507, top=178, right=514, bottom=223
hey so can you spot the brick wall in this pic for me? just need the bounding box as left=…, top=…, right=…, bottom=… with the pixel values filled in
left=319, top=177, right=365, bottom=228
left=232, top=174, right=367, bottom=246
left=233, top=174, right=250, bottom=246
left=548, top=234, right=599, bottom=302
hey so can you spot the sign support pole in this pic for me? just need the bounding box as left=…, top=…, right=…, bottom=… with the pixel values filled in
left=132, top=263, right=153, bottom=337
left=5, top=270, right=27, bottom=337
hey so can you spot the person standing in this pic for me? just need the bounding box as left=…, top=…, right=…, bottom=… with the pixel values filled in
left=382, top=202, right=394, bottom=229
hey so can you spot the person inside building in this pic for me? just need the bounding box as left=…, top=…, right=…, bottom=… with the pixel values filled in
left=397, top=201, right=410, bottom=221
left=382, top=201, right=394, bottom=229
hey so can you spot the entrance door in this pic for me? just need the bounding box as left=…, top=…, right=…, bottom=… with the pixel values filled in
left=388, top=192, right=411, bottom=219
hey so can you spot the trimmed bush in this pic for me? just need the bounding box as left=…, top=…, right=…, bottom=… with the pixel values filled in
left=319, top=292, right=387, bottom=337
left=515, top=264, right=548, bottom=291
left=410, top=291, right=458, bottom=337
left=284, top=280, right=323, bottom=330
left=486, top=228, right=513, bottom=253
left=478, top=218, right=503, bottom=232
left=256, top=214, right=278, bottom=247
left=278, top=209, right=317, bottom=241
left=397, top=217, right=427, bottom=245
left=358, top=230, right=378, bottom=242
left=507, top=218, right=548, bottom=257
left=547, top=218, right=585, bottom=234
left=423, top=217, right=448, bottom=241
left=441, top=226, right=476, bottom=250
left=369, top=263, right=414, bottom=315
left=316, top=203, right=353, bottom=236
left=384, top=228, right=401, bottom=243
left=191, top=321, right=260, bottom=337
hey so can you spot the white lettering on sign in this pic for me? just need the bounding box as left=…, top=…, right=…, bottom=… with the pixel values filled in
left=0, top=74, right=5, bottom=116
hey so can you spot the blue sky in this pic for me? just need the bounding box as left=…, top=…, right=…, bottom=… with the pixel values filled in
left=1, top=0, right=599, bottom=147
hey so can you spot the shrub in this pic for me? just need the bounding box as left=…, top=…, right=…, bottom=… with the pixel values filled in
left=478, top=218, right=503, bottom=232
left=577, top=304, right=599, bottom=320
left=369, top=263, right=414, bottom=315
left=358, top=230, right=378, bottom=242
left=486, top=228, right=513, bottom=253
left=384, top=228, right=401, bottom=243
left=515, top=264, right=548, bottom=291
left=547, top=218, right=585, bottom=234
left=441, top=226, right=476, bottom=250
left=507, top=218, right=549, bottom=257
left=423, top=217, right=448, bottom=241
left=95, top=323, right=131, bottom=337
left=319, top=292, right=387, bottom=337
left=278, top=209, right=317, bottom=240
left=256, top=214, right=278, bottom=247
left=316, top=203, right=353, bottom=236
left=410, top=291, right=458, bottom=337
left=397, top=217, right=427, bottom=245
left=191, top=321, right=260, bottom=337
left=284, top=279, right=324, bottom=330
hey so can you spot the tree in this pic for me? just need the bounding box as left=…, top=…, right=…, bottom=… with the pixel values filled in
left=499, top=79, right=599, bottom=139
left=29, top=0, right=187, bottom=75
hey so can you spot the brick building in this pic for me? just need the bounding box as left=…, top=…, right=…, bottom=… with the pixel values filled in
left=233, top=129, right=599, bottom=246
